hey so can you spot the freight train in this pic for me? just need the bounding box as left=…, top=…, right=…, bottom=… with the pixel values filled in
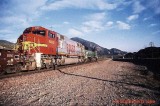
left=0, top=26, right=98, bottom=74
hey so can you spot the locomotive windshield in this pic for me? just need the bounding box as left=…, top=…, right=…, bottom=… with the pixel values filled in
left=32, top=30, right=46, bottom=36
left=23, top=27, right=46, bottom=36
left=23, top=28, right=31, bottom=34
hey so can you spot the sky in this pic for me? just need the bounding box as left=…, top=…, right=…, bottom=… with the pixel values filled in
left=0, top=0, right=160, bottom=52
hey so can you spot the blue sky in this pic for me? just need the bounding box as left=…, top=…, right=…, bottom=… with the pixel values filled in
left=0, top=0, right=160, bottom=52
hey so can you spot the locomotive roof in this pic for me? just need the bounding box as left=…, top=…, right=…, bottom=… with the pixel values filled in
left=24, top=26, right=84, bottom=46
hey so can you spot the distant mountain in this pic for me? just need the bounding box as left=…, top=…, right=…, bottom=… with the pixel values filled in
left=71, top=37, right=127, bottom=55
left=110, top=48, right=127, bottom=55
left=0, top=40, right=15, bottom=49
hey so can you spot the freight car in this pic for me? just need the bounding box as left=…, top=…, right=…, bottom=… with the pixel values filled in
left=0, top=26, right=98, bottom=74
left=85, top=50, right=98, bottom=62
left=0, top=49, right=20, bottom=74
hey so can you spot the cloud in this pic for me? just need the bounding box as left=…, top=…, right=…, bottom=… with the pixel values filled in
left=0, top=28, right=18, bottom=43
left=68, top=28, right=83, bottom=36
left=127, top=14, right=139, bottom=21
left=152, top=30, right=160, bottom=35
left=149, top=24, right=157, bottom=27
left=41, top=0, right=136, bottom=12
left=106, top=21, right=114, bottom=28
left=133, top=1, right=146, bottom=13
left=143, top=17, right=152, bottom=21
left=85, top=12, right=106, bottom=21
left=13, top=0, right=46, bottom=15
left=41, top=0, right=117, bottom=11
left=0, top=0, right=47, bottom=42
left=63, top=21, right=70, bottom=24
left=0, top=0, right=47, bottom=30
left=132, top=0, right=160, bottom=15
left=0, top=29, right=13, bottom=34
left=0, top=33, right=18, bottom=43
left=0, top=15, right=30, bottom=28
left=81, top=12, right=106, bottom=33
left=116, top=21, right=131, bottom=30
left=82, top=21, right=104, bottom=33
left=147, top=0, right=160, bottom=14
left=96, top=0, right=117, bottom=10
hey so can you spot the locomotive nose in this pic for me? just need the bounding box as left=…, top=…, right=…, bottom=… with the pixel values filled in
left=15, top=34, right=27, bottom=52
left=17, top=34, right=27, bottom=43
left=21, top=34, right=27, bottom=41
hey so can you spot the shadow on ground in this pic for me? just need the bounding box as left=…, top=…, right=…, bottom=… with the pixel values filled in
left=57, top=68, right=160, bottom=105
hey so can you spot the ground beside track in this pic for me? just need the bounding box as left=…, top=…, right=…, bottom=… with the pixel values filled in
left=0, top=59, right=160, bottom=105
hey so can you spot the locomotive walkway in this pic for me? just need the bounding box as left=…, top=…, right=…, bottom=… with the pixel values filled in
left=0, top=59, right=160, bottom=105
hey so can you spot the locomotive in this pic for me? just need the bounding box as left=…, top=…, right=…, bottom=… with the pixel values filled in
left=0, top=26, right=98, bottom=74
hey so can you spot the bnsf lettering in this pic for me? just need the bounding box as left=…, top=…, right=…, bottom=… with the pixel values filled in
left=67, top=44, right=75, bottom=52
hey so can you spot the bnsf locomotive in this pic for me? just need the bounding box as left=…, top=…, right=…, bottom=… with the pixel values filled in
left=0, top=26, right=98, bottom=74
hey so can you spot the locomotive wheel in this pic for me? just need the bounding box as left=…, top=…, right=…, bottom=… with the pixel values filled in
left=84, top=59, right=87, bottom=63
left=0, top=70, right=6, bottom=75
left=53, top=64, right=57, bottom=70
left=88, top=57, right=92, bottom=62
left=45, top=63, right=50, bottom=69
left=37, top=67, right=41, bottom=71
left=5, top=66, right=16, bottom=74
left=15, top=64, right=21, bottom=73
left=95, top=57, right=98, bottom=61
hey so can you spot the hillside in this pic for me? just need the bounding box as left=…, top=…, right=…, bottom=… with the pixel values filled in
left=71, top=37, right=126, bottom=55
left=135, top=47, right=160, bottom=58
left=124, top=47, right=160, bottom=59
left=0, top=40, right=15, bottom=49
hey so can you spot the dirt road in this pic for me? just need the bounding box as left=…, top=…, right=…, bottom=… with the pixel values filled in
left=0, top=59, right=160, bottom=105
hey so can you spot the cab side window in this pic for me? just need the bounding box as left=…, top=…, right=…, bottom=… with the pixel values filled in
left=48, top=32, right=55, bottom=38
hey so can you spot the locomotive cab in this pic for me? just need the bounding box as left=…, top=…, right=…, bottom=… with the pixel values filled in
left=17, top=26, right=58, bottom=55
left=15, top=26, right=59, bottom=70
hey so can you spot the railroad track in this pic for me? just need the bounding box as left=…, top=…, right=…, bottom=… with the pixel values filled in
left=0, top=58, right=108, bottom=79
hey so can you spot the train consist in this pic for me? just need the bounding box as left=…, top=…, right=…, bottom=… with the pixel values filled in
left=0, top=26, right=98, bottom=74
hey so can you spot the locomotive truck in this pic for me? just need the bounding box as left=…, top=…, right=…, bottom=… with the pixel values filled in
left=0, top=26, right=98, bottom=74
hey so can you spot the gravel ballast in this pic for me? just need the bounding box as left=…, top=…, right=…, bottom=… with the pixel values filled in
left=0, top=59, right=159, bottom=105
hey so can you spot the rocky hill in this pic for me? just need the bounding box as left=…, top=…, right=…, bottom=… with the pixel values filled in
left=124, top=47, right=160, bottom=59
left=135, top=47, right=160, bottom=58
left=0, top=40, right=14, bottom=49
left=71, top=37, right=127, bottom=55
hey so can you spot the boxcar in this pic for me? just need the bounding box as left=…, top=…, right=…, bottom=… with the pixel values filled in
left=0, top=49, right=20, bottom=74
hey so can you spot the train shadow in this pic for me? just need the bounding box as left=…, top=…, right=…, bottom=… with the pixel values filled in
left=58, top=69, right=160, bottom=105
left=58, top=69, right=116, bottom=83
left=57, top=69, right=160, bottom=93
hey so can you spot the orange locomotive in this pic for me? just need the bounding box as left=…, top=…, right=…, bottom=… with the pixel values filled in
left=15, top=26, right=85, bottom=70
left=17, top=26, right=58, bottom=55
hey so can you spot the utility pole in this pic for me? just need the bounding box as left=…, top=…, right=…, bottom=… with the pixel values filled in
left=149, top=42, right=154, bottom=58
left=149, top=42, right=154, bottom=47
